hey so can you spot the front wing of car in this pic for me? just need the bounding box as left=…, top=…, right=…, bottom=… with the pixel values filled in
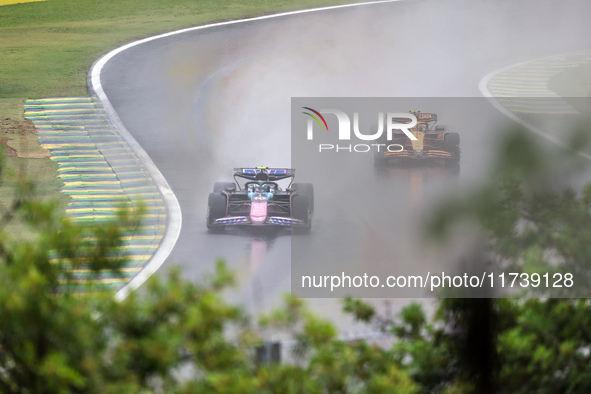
left=211, top=216, right=304, bottom=226
left=382, top=149, right=454, bottom=159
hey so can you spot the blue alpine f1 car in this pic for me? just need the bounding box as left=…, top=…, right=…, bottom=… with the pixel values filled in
left=206, top=167, right=313, bottom=232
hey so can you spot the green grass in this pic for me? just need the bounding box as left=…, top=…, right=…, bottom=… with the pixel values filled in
left=0, top=0, right=361, bottom=235
left=0, top=98, right=22, bottom=118
left=0, top=0, right=362, bottom=98
left=547, top=62, right=591, bottom=114
left=0, top=153, right=68, bottom=240
left=548, top=63, right=591, bottom=98
left=0, top=98, right=69, bottom=239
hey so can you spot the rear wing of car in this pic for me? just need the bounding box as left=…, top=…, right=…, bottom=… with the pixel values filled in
left=414, top=112, right=437, bottom=122
left=233, top=167, right=295, bottom=181
left=391, top=112, right=437, bottom=124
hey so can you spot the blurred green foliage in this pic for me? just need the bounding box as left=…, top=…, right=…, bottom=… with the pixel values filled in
left=3, top=124, right=591, bottom=392
left=0, top=150, right=419, bottom=393
left=377, top=126, right=591, bottom=393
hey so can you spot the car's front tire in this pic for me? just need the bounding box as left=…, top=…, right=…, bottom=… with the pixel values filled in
left=207, top=192, right=227, bottom=232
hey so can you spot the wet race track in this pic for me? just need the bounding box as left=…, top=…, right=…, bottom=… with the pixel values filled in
left=100, top=0, right=591, bottom=323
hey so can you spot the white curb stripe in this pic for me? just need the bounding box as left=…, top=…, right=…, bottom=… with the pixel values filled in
left=478, top=51, right=591, bottom=161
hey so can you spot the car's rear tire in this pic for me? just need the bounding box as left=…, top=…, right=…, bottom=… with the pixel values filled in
left=213, top=182, right=235, bottom=193
left=443, top=132, right=461, bottom=165
left=207, top=192, right=227, bottom=231
left=291, top=183, right=314, bottom=213
left=292, top=195, right=312, bottom=233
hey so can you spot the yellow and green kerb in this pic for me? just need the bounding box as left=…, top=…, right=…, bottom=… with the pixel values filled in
left=24, top=97, right=167, bottom=293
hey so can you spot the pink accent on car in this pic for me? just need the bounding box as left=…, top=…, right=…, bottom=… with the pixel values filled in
left=250, top=201, right=268, bottom=223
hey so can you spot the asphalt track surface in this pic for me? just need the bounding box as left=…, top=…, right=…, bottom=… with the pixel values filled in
left=100, top=0, right=591, bottom=320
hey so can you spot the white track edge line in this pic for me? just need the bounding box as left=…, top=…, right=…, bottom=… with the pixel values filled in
left=478, top=50, right=591, bottom=161
left=90, top=0, right=404, bottom=301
